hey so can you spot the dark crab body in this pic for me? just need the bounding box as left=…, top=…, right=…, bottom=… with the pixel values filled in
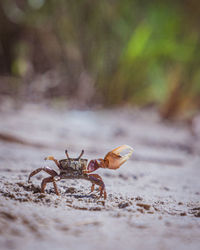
left=59, top=159, right=87, bottom=178
left=59, top=153, right=88, bottom=176
left=59, top=158, right=87, bottom=171
left=28, top=145, right=133, bottom=199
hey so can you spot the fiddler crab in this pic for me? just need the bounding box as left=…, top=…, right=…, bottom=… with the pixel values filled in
left=28, top=145, right=133, bottom=199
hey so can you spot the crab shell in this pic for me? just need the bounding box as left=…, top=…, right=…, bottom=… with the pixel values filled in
left=59, top=158, right=88, bottom=171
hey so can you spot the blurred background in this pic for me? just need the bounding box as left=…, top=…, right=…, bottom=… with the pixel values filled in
left=0, top=0, right=200, bottom=119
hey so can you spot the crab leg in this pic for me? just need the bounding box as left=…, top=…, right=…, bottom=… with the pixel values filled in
left=44, top=156, right=61, bottom=169
left=28, top=167, right=58, bottom=182
left=89, top=174, right=103, bottom=192
left=53, top=180, right=60, bottom=195
left=90, top=183, right=95, bottom=192
left=88, top=174, right=107, bottom=199
left=41, top=176, right=60, bottom=195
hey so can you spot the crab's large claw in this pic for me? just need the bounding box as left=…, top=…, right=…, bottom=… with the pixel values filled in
left=85, top=145, right=133, bottom=173
left=104, top=145, right=133, bottom=170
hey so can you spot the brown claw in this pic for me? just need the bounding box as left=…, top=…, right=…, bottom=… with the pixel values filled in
left=104, top=145, right=133, bottom=169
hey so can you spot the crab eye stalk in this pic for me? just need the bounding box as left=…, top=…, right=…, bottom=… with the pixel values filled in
left=65, top=150, right=70, bottom=159
left=77, top=150, right=84, bottom=160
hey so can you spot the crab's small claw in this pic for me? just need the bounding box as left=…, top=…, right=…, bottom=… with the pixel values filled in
left=44, top=156, right=61, bottom=169
left=44, top=156, right=54, bottom=161
left=104, top=145, right=133, bottom=170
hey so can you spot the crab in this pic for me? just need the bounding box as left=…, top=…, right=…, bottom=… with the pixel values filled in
left=28, top=145, right=133, bottom=199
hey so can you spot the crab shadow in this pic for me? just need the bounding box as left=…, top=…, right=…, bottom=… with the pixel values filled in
left=66, top=193, right=99, bottom=199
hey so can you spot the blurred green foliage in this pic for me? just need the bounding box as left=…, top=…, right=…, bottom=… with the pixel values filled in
left=0, top=0, right=200, bottom=117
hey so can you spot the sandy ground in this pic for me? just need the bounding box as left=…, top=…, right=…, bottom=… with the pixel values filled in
left=0, top=103, right=200, bottom=250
